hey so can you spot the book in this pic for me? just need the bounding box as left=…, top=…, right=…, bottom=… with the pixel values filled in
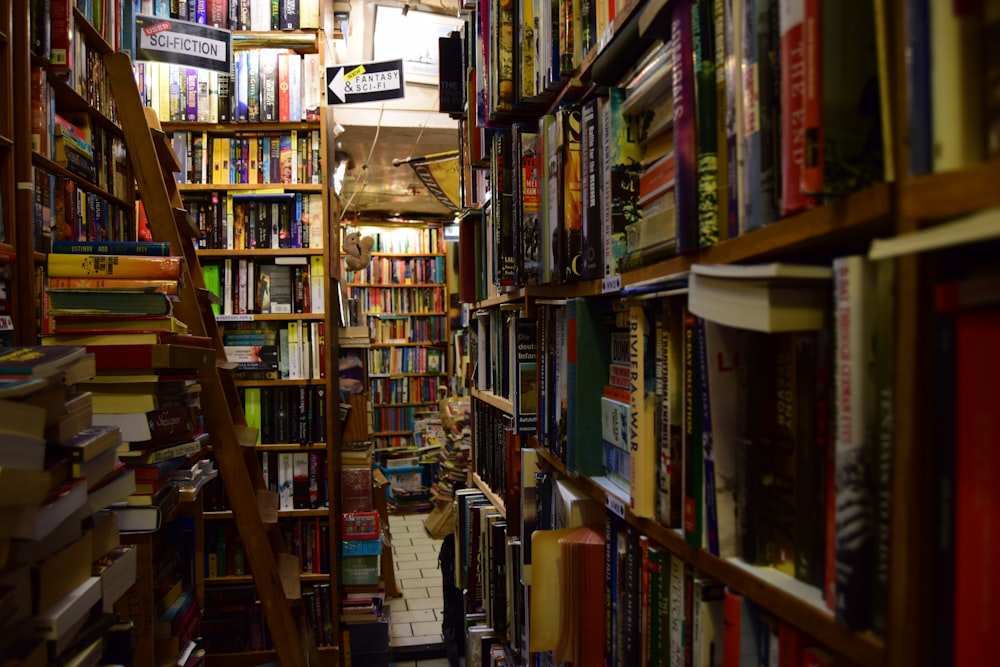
left=51, top=315, right=189, bottom=333
left=93, top=404, right=199, bottom=448
left=28, top=576, right=102, bottom=640
left=0, top=459, right=72, bottom=507
left=46, top=254, right=183, bottom=279
left=628, top=302, right=657, bottom=519
left=0, top=397, right=47, bottom=466
left=58, top=424, right=123, bottom=462
left=0, top=345, right=88, bottom=379
left=832, top=254, right=877, bottom=631
left=43, top=330, right=208, bottom=348
left=45, top=277, right=179, bottom=294
left=117, top=434, right=207, bottom=465
left=46, top=289, right=174, bottom=316
left=50, top=240, right=171, bottom=256
left=0, top=477, right=87, bottom=541
left=89, top=344, right=215, bottom=372
left=687, top=269, right=832, bottom=333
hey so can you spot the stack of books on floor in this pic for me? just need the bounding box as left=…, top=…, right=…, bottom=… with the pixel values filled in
left=0, top=345, right=137, bottom=666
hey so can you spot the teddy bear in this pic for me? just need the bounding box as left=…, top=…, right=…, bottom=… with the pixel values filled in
left=342, top=231, right=375, bottom=272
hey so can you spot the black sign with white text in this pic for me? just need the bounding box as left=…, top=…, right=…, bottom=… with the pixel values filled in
left=135, top=15, right=232, bottom=74
left=326, top=60, right=406, bottom=105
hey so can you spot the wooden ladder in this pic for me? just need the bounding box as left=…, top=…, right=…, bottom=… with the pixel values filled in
left=103, top=51, right=321, bottom=667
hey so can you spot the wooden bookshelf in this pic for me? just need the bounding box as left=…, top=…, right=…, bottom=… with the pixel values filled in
left=470, top=388, right=513, bottom=415
left=471, top=472, right=506, bottom=518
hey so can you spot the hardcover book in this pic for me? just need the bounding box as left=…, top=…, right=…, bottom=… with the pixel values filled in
left=46, top=254, right=183, bottom=279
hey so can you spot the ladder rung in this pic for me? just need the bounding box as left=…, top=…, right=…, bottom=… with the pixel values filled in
left=196, top=286, right=222, bottom=306
left=234, top=424, right=259, bottom=448
left=257, top=489, right=279, bottom=525
left=173, top=208, right=199, bottom=238
left=279, top=554, right=302, bottom=600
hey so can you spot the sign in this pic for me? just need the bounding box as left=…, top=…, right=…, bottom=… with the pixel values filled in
left=326, top=60, right=405, bottom=105
left=135, top=15, right=232, bottom=74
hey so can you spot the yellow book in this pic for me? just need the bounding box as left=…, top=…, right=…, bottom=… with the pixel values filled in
left=46, top=254, right=182, bottom=279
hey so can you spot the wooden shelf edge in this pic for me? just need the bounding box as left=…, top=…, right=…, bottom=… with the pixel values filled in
left=900, top=159, right=1000, bottom=221
left=162, top=120, right=322, bottom=132
left=205, top=508, right=330, bottom=519
left=204, top=645, right=339, bottom=666
left=470, top=388, right=514, bottom=414
left=32, top=153, right=133, bottom=208
left=177, top=182, right=323, bottom=192
left=198, top=247, right=325, bottom=256
left=533, top=448, right=885, bottom=667
left=471, top=472, right=506, bottom=517
left=468, top=183, right=892, bottom=303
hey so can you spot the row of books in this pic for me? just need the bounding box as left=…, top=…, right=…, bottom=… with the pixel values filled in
left=365, top=314, right=449, bottom=345
left=200, top=582, right=339, bottom=654
left=347, top=225, right=444, bottom=255
left=344, top=255, right=448, bottom=287
left=203, top=516, right=330, bottom=576
left=189, top=192, right=324, bottom=250
left=203, top=450, right=328, bottom=511
left=367, top=345, right=446, bottom=377
left=30, top=76, right=132, bottom=201
left=469, top=0, right=890, bottom=294
left=30, top=1, right=122, bottom=121
left=138, top=0, right=323, bottom=32
left=32, top=169, right=135, bottom=255
left=204, top=257, right=325, bottom=317
left=218, top=319, right=326, bottom=380
left=348, top=285, right=447, bottom=315
left=241, top=385, right=328, bottom=445
left=370, top=375, right=446, bottom=405
left=173, top=132, right=323, bottom=187
left=474, top=256, right=892, bottom=632
left=138, top=50, right=324, bottom=125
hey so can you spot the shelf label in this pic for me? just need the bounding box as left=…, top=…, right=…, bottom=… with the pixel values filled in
left=326, top=60, right=405, bottom=105
left=606, top=495, right=626, bottom=519
left=602, top=275, right=622, bottom=294
left=216, top=314, right=255, bottom=322
left=135, top=15, right=232, bottom=74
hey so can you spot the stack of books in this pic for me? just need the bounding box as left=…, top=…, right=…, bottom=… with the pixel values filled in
left=41, top=241, right=214, bottom=531
left=0, top=345, right=137, bottom=664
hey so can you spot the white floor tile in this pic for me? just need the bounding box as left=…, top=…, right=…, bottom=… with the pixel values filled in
left=391, top=609, right=436, bottom=624
left=404, top=597, right=441, bottom=611
left=391, top=623, right=413, bottom=637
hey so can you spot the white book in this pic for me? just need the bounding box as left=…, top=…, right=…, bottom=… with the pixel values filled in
left=30, top=576, right=101, bottom=640
left=278, top=452, right=294, bottom=510
left=688, top=272, right=829, bottom=333
left=288, top=55, right=302, bottom=122
left=690, top=262, right=833, bottom=280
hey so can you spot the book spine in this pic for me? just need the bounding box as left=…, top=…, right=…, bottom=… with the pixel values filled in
left=561, top=107, right=583, bottom=282
left=832, top=254, right=876, bottom=631
left=683, top=307, right=702, bottom=548
left=629, top=303, right=656, bottom=518
left=672, top=0, right=699, bottom=253
left=50, top=240, right=171, bottom=255
left=47, top=254, right=182, bottom=279
left=697, top=316, right=719, bottom=556
left=904, top=0, right=931, bottom=175
left=720, top=0, right=745, bottom=238
left=778, top=0, right=818, bottom=215
left=693, top=0, right=720, bottom=248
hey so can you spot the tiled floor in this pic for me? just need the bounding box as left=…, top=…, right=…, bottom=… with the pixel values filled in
left=386, top=512, right=445, bottom=651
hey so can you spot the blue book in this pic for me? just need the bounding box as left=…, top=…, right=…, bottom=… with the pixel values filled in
left=906, top=0, right=931, bottom=176
left=50, top=240, right=171, bottom=256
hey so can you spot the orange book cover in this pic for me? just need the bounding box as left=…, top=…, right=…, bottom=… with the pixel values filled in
left=46, top=277, right=179, bottom=295
left=47, top=254, right=183, bottom=279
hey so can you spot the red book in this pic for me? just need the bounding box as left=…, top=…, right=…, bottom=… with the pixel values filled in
left=278, top=53, right=290, bottom=122
left=638, top=153, right=676, bottom=208
left=954, top=309, right=1000, bottom=666
left=778, top=0, right=819, bottom=216
left=90, top=343, right=215, bottom=372
left=50, top=0, right=74, bottom=71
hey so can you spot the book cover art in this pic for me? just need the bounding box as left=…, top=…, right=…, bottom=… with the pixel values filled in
left=560, top=107, right=583, bottom=282
left=512, top=317, right=538, bottom=436
left=516, top=128, right=540, bottom=286
left=606, top=88, right=644, bottom=277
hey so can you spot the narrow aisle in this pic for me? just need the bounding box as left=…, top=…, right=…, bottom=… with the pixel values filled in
left=386, top=512, right=446, bottom=660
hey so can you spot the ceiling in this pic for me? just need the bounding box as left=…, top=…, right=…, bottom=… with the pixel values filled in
left=327, top=0, right=465, bottom=223
left=330, top=122, right=460, bottom=222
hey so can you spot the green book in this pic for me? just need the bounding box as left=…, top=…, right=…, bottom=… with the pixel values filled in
left=46, top=290, right=172, bottom=316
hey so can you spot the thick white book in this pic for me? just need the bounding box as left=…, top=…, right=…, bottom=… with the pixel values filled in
left=690, top=262, right=833, bottom=280
left=30, top=576, right=101, bottom=640
left=688, top=273, right=830, bottom=333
